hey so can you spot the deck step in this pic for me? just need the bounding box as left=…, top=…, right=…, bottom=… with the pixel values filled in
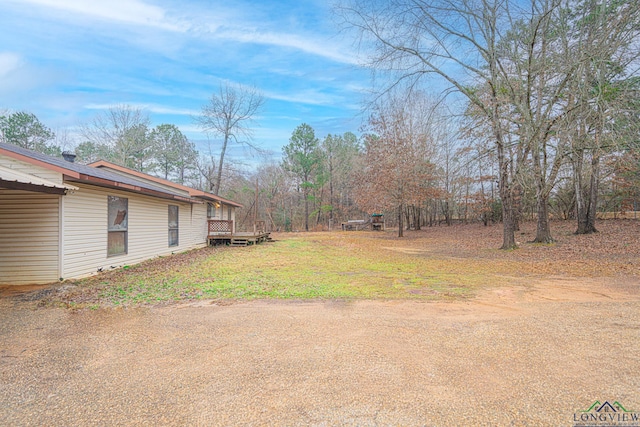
left=231, top=239, right=249, bottom=246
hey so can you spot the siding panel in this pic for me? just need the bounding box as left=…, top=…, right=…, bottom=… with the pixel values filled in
left=0, top=190, right=60, bottom=285
left=62, top=183, right=207, bottom=280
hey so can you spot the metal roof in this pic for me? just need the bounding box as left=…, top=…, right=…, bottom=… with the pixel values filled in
left=0, top=164, right=79, bottom=192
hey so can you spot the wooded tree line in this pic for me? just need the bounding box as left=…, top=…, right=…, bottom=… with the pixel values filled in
left=2, top=0, right=640, bottom=248
left=2, top=95, right=639, bottom=240
left=0, top=107, right=200, bottom=184
left=336, top=0, right=640, bottom=246
left=0, top=83, right=264, bottom=194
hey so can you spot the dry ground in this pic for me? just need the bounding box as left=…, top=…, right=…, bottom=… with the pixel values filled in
left=1, top=220, right=639, bottom=426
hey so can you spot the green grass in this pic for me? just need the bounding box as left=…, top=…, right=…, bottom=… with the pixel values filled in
left=87, top=233, right=495, bottom=306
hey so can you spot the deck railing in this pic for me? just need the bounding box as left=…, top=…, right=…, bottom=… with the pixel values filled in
left=254, top=220, right=266, bottom=233
left=208, top=219, right=233, bottom=235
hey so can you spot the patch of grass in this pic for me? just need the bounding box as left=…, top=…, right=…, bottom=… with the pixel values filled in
left=81, top=233, right=505, bottom=306
left=60, top=218, right=638, bottom=308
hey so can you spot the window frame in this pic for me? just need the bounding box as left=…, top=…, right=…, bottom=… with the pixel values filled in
left=207, top=202, right=216, bottom=218
left=107, top=196, right=128, bottom=257
left=168, top=205, right=179, bottom=247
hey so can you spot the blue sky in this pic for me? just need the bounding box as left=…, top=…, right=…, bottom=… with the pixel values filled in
left=0, top=0, right=370, bottom=161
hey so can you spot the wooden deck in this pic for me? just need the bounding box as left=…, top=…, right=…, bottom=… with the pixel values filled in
left=207, top=220, right=271, bottom=246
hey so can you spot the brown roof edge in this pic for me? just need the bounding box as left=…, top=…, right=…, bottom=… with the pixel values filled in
left=70, top=174, right=197, bottom=203
left=89, top=160, right=243, bottom=208
left=0, top=147, right=81, bottom=179
left=0, top=179, right=67, bottom=195
left=193, top=191, right=243, bottom=208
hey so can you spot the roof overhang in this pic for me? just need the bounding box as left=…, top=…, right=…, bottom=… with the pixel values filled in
left=0, top=165, right=78, bottom=195
left=193, top=192, right=243, bottom=208
left=89, top=160, right=243, bottom=207
left=65, top=174, right=196, bottom=203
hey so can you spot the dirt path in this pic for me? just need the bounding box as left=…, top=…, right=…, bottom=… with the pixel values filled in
left=1, top=276, right=639, bottom=426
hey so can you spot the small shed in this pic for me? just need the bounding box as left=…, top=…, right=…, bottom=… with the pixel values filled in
left=371, top=213, right=385, bottom=231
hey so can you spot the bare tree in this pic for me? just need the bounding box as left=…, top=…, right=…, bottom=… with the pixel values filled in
left=336, top=0, right=527, bottom=248
left=81, top=105, right=151, bottom=170
left=337, top=0, right=640, bottom=247
left=195, top=83, right=265, bottom=195
left=355, top=88, right=439, bottom=237
left=321, top=132, right=362, bottom=228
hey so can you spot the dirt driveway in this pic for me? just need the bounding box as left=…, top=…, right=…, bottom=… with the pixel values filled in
left=1, top=276, right=639, bottom=426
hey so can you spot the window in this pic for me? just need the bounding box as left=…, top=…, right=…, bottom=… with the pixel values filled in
left=108, top=196, right=128, bottom=256
left=168, top=205, right=179, bottom=247
left=207, top=202, right=216, bottom=218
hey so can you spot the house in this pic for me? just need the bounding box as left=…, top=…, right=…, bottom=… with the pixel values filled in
left=0, top=142, right=242, bottom=285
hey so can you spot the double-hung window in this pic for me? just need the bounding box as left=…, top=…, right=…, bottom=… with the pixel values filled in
left=168, top=205, right=179, bottom=247
left=207, top=202, right=216, bottom=218
left=108, top=196, right=128, bottom=256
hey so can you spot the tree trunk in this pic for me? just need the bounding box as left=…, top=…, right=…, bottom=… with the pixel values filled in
left=532, top=194, right=554, bottom=243
left=304, top=189, right=309, bottom=231
left=329, top=155, right=334, bottom=228
left=500, top=199, right=518, bottom=249
left=512, top=183, right=522, bottom=232
left=497, top=139, right=517, bottom=249
left=576, top=150, right=599, bottom=235
left=585, top=154, right=599, bottom=233
left=397, top=203, right=404, bottom=238
left=316, top=186, right=324, bottom=227
left=214, top=134, right=229, bottom=195
left=442, top=200, right=451, bottom=226
left=501, top=193, right=517, bottom=249
left=406, top=207, right=411, bottom=231
left=531, top=135, right=553, bottom=243
left=574, top=150, right=590, bottom=234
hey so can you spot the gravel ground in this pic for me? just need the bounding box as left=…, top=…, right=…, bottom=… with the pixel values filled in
left=1, top=277, right=639, bottom=426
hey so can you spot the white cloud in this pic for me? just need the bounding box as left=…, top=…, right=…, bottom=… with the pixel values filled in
left=263, top=88, right=359, bottom=109
left=9, top=0, right=186, bottom=31
left=7, top=0, right=359, bottom=64
left=0, top=53, right=66, bottom=104
left=215, top=28, right=359, bottom=65
left=0, top=52, right=22, bottom=78
left=84, top=103, right=199, bottom=116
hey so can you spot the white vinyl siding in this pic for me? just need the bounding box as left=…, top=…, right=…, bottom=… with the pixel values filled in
left=0, top=190, right=60, bottom=285
left=190, top=203, right=208, bottom=246
left=62, top=183, right=207, bottom=280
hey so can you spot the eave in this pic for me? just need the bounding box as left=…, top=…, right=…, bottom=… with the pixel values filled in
left=66, top=174, right=198, bottom=203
